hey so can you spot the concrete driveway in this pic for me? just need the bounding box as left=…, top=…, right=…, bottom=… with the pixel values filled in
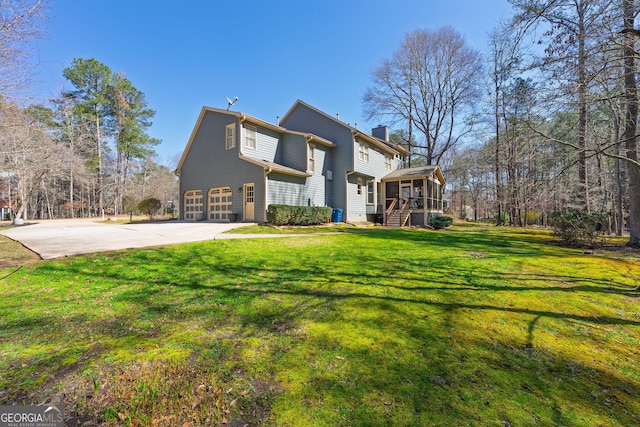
left=1, top=220, right=258, bottom=259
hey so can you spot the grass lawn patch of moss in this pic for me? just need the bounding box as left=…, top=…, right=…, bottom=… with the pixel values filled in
left=0, top=225, right=638, bottom=425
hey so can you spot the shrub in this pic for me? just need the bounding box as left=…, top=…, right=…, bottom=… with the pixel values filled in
left=494, top=212, right=510, bottom=225
left=138, top=197, right=162, bottom=219
left=267, top=204, right=332, bottom=226
left=550, top=209, right=604, bottom=248
left=522, top=210, right=542, bottom=225
left=429, top=215, right=454, bottom=229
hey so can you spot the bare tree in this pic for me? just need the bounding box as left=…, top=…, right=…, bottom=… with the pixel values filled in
left=363, top=27, right=483, bottom=165
left=0, top=98, right=65, bottom=221
left=507, top=0, right=639, bottom=245
left=0, top=0, right=49, bottom=95
left=509, top=0, right=615, bottom=212
left=488, top=24, right=523, bottom=225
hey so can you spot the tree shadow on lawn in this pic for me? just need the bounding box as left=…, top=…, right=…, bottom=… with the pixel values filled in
left=3, top=240, right=640, bottom=425
left=274, top=298, right=640, bottom=425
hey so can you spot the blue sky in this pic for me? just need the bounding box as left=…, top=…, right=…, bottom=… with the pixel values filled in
left=31, top=0, right=514, bottom=165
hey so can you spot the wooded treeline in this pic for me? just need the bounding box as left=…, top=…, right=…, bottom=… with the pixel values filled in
left=0, top=1, right=177, bottom=221
left=364, top=0, right=640, bottom=246
left=0, top=59, right=177, bottom=221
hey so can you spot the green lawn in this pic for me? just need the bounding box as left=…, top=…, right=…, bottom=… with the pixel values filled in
left=0, top=225, right=638, bottom=426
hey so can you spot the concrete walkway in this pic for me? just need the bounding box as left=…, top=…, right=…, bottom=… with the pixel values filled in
left=1, top=219, right=290, bottom=259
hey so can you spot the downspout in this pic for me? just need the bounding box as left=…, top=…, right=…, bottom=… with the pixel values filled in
left=236, top=116, right=244, bottom=220
left=238, top=116, right=244, bottom=156
left=264, top=164, right=272, bottom=223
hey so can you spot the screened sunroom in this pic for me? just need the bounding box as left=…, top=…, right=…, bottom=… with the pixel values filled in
left=381, top=165, right=446, bottom=227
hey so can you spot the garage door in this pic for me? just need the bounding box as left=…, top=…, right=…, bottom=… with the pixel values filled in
left=208, top=187, right=232, bottom=221
left=184, top=190, right=203, bottom=220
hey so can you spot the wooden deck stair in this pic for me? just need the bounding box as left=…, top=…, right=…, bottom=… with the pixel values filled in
left=386, top=209, right=410, bottom=227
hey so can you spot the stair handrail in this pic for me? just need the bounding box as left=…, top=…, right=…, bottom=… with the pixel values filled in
left=399, top=198, right=411, bottom=226
left=384, top=197, right=398, bottom=226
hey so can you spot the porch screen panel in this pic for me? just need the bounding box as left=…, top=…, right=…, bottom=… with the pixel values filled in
left=413, top=180, right=424, bottom=208
left=385, top=182, right=399, bottom=209
left=434, top=181, right=441, bottom=210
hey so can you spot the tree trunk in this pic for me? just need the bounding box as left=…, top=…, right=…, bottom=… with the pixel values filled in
left=577, top=4, right=589, bottom=212
left=96, top=106, right=104, bottom=219
left=495, top=76, right=503, bottom=226
left=611, top=105, right=623, bottom=236
left=624, top=0, right=640, bottom=247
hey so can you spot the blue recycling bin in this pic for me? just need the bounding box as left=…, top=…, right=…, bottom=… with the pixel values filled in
left=332, top=208, right=343, bottom=222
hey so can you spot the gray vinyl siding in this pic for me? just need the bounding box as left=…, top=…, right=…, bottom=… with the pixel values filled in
left=266, top=143, right=328, bottom=208
left=280, top=104, right=353, bottom=213
left=353, top=139, right=390, bottom=220
left=307, top=145, right=327, bottom=206
left=241, top=124, right=279, bottom=162
left=318, top=146, right=334, bottom=207
left=267, top=173, right=324, bottom=207
left=280, top=133, right=307, bottom=171
left=354, top=137, right=389, bottom=180
left=345, top=173, right=367, bottom=222
left=179, top=111, right=268, bottom=222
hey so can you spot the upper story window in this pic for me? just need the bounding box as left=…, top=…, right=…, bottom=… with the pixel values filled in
left=244, top=124, right=257, bottom=150
left=308, top=144, right=316, bottom=173
left=226, top=123, right=236, bottom=149
left=385, top=156, right=392, bottom=171
left=358, top=141, right=369, bottom=163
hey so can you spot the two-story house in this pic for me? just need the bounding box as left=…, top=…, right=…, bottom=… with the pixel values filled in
left=175, top=100, right=446, bottom=225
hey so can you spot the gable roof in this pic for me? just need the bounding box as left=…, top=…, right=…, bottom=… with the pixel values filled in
left=280, top=100, right=410, bottom=156
left=175, top=101, right=411, bottom=176
left=382, top=165, right=446, bottom=185
left=174, top=106, right=286, bottom=175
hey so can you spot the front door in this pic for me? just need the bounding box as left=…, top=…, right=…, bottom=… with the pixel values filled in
left=401, top=184, right=412, bottom=206
left=243, top=183, right=255, bottom=221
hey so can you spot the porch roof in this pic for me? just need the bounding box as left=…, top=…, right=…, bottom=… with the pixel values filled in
left=239, top=155, right=311, bottom=178
left=381, top=165, right=446, bottom=185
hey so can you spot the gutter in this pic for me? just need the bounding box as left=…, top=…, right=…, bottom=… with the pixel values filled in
left=264, top=163, right=273, bottom=221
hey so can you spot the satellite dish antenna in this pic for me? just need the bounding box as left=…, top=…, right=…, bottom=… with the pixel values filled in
left=226, top=96, right=238, bottom=110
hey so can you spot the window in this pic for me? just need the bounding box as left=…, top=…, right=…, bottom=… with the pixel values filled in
left=357, top=177, right=363, bottom=196
left=243, top=124, right=256, bottom=149
left=366, top=180, right=375, bottom=204
left=358, top=142, right=369, bottom=163
left=385, top=156, right=392, bottom=171
left=308, top=144, right=316, bottom=172
left=226, top=123, right=235, bottom=149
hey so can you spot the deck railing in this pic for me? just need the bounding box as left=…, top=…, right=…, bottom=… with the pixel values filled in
left=385, top=197, right=412, bottom=226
